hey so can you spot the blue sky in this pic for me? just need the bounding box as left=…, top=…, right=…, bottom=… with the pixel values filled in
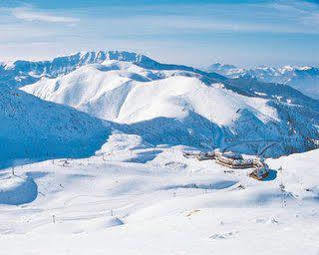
left=0, top=0, right=318, bottom=67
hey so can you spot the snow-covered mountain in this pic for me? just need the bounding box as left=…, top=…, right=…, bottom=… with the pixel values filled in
left=14, top=51, right=319, bottom=158
left=206, top=63, right=319, bottom=99
left=206, top=63, right=237, bottom=74
left=1, top=51, right=319, bottom=255
left=0, top=87, right=109, bottom=169
left=0, top=50, right=225, bottom=89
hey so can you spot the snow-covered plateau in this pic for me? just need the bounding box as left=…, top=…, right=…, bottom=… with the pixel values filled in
left=0, top=51, right=319, bottom=254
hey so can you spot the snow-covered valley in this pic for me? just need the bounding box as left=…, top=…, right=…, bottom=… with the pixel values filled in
left=0, top=51, right=319, bottom=254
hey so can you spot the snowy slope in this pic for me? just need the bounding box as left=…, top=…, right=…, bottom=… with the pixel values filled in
left=21, top=61, right=272, bottom=123
left=0, top=88, right=109, bottom=169
left=0, top=137, right=318, bottom=254
left=21, top=58, right=319, bottom=157
left=1, top=51, right=319, bottom=255
left=206, top=63, right=319, bottom=99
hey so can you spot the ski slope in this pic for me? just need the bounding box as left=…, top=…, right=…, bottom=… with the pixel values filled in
left=0, top=135, right=318, bottom=254
left=0, top=51, right=319, bottom=254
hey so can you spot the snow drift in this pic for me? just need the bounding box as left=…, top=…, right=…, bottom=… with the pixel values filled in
left=0, top=174, right=37, bottom=205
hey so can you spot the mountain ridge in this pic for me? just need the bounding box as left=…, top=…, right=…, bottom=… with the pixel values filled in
left=206, top=63, right=319, bottom=99
left=20, top=57, right=319, bottom=158
left=0, top=50, right=318, bottom=162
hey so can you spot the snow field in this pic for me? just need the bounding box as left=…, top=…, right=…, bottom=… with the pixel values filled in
left=0, top=133, right=318, bottom=254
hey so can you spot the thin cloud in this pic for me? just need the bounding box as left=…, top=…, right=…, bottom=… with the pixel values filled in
left=0, top=0, right=318, bottom=66
left=12, top=8, right=79, bottom=23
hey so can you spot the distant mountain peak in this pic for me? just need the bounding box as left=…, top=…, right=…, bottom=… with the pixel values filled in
left=0, top=50, right=229, bottom=89
left=1, top=50, right=156, bottom=71
left=0, top=50, right=162, bottom=88
left=206, top=62, right=319, bottom=99
left=206, top=63, right=237, bottom=73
